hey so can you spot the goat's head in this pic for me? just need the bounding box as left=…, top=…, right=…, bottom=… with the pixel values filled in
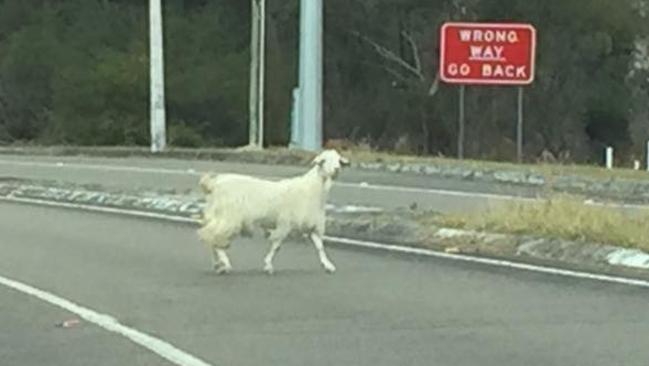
left=312, top=149, right=350, bottom=179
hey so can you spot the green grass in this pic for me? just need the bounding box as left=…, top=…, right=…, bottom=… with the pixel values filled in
left=423, top=195, right=649, bottom=251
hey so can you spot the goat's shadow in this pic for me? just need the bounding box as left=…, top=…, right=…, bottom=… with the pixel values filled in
left=200, top=267, right=325, bottom=279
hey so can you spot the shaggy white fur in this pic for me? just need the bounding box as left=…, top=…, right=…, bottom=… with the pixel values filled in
left=197, top=149, right=350, bottom=274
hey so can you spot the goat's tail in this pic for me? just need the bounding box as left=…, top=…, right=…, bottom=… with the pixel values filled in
left=199, top=173, right=215, bottom=194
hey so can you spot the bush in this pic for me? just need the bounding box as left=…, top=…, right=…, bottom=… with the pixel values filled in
left=169, top=122, right=204, bottom=148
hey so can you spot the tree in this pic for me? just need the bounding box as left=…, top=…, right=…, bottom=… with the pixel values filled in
left=0, top=0, right=646, bottom=164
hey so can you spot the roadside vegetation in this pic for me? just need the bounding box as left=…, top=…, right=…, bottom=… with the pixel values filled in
left=1, top=1, right=648, bottom=166
left=423, top=194, right=649, bottom=251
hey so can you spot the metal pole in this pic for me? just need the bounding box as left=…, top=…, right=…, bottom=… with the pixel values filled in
left=298, top=0, right=323, bottom=151
left=290, top=87, right=301, bottom=148
left=149, top=0, right=166, bottom=153
left=646, top=140, right=649, bottom=172
left=458, top=85, right=465, bottom=160
left=517, top=86, right=524, bottom=163
left=296, top=0, right=307, bottom=149
left=248, top=0, right=260, bottom=148
left=257, top=0, right=266, bottom=148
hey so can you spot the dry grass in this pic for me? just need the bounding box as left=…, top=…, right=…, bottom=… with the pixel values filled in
left=425, top=195, right=649, bottom=251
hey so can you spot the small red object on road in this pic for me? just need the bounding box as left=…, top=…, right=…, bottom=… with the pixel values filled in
left=56, top=318, right=81, bottom=328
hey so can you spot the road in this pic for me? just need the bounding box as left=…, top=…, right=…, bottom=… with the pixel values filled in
left=1, top=202, right=648, bottom=366
left=0, top=154, right=540, bottom=213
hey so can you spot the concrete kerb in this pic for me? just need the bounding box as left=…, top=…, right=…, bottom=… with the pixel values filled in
left=1, top=179, right=649, bottom=288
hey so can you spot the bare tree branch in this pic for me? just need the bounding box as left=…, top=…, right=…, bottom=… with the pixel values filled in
left=351, top=30, right=424, bottom=81
left=352, top=30, right=440, bottom=98
left=358, top=60, right=412, bottom=84
left=428, top=72, right=441, bottom=96
left=382, top=65, right=412, bottom=84
left=401, top=30, right=422, bottom=77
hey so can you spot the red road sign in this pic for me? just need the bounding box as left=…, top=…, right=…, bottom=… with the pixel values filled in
left=439, top=22, right=536, bottom=85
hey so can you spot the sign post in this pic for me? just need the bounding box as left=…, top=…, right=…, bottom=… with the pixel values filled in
left=439, top=22, right=536, bottom=161
left=646, top=140, right=649, bottom=171
left=517, top=86, right=524, bottom=163
left=458, top=85, right=465, bottom=159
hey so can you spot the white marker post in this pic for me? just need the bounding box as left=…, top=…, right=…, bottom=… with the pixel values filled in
left=149, top=0, right=166, bottom=153
left=605, top=146, right=614, bottom=170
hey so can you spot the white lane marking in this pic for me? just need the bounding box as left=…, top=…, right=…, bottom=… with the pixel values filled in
left=334, top=181, right=539, bottom=202
left=323, top=237, right=649, bottom=289
left=2, top=195, right=649, bottom=289
left=0, top=196, right=382, bottom=217
left=3, top=157, right=645, bottom=210
left=0, top=275, right=213, bottom=366
left=0, top=158, right=548, bottom=203
left=325, top=203, right=384, bottom=213
left=0, top=159, right=197, bottom=176
left=0, top=196, right=197, bottom=223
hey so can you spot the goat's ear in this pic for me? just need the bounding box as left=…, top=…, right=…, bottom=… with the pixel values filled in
left=311, top=156, right=325, bottom=167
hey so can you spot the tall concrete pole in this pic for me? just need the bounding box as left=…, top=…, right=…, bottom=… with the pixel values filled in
left=298, top=0, right=323, bottom=151
left=149, top=0, right=166, bottom=152
left=248, top=0, right=266, bottom=149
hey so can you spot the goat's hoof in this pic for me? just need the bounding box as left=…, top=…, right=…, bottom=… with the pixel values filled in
left=264, top=265, right=275, bottom=275
left=323, top=263, right=336, bottom=274
left=216, top=266, right=232, bottom=275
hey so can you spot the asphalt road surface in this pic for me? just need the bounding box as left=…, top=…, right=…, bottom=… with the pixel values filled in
left=1, top=202, right=648, bottom=366
left=0, top=154, right=540, bottom=213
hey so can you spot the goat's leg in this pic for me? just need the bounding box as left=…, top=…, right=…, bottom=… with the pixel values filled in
left=209, top=245, right=221, bottom=270
left=309, top=233, right=336, bottom=273
left=263, top=227, right=289, bottom=274
left=214, top=247, right=232, bottom=274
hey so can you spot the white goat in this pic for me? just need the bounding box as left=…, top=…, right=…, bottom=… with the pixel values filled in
left=197, top=149, right=350, bottom=274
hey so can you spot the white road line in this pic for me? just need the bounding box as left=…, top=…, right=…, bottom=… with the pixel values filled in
left=0, top=275, right=213, bottom=366
left=334, top=181, right=538, bottom=202
left=0, top=196, right=197, bottom=223
left=2, top=157, right=647, bottom=210
left=2, top=195, right=649, bottom=290
left=0, top=159, right=197, bottom=176
left=0, top=158, right=541, bottom=202
left=323, top=237, right=649, bottom=289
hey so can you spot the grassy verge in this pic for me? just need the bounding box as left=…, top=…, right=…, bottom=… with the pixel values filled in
left=421, top=195, right=649, bottom=252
